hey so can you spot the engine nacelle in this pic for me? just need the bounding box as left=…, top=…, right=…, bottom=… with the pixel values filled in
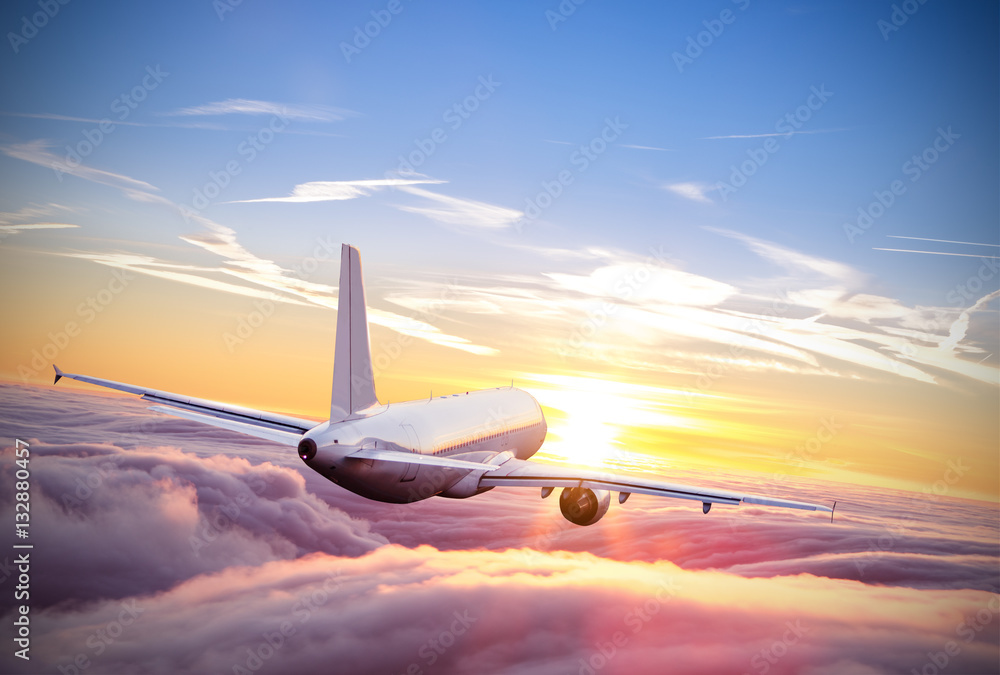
left=559, top=487, right=611, bottom=526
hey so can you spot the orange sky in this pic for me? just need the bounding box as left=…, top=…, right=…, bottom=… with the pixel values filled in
left=4, top=242, right=996, bottom=502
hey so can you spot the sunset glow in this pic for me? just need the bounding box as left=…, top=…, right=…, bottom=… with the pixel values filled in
left=1, top=2, right=997, bottom=673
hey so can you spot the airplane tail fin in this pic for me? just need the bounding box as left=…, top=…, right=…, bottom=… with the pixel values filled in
left=330, top=244, right=379, bottom=422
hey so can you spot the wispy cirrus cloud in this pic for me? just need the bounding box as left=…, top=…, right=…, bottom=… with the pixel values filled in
left=395, top=185, right=523, bottom=229
left=875, top=248, right=1000, bottom=260
left=0, top=202, right=79, bottom=234
left=164, top=98, right=355, bottom=122
left=620, top=143, right=673, bottom=151
left=404, top=232, right=996, bottom=387
left=708, top=226, right=860, bottom=284
left=701, top=127, right=851, bottom=140
left=0, top=202, right=75, bottom=222
left=0, top=222, right=78, bottom=233
left=1, top=141, right=496, bottom=356
left=665, top=181, right=714, bottom=203
left=0, top=110, right=231, bottom=131
left=230, top=178, right=522, bottom=230
left=2, top=140, right=159, bottom=192
left=886, top=235, right=1000, bottom=248
left=227, top=178, right=446, bottom=203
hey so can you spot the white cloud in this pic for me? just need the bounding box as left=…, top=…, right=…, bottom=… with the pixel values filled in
left=701, top=128, right=850, bottom=140
left=938, top=289, right=1000, bottom=353
left=3, top=140, right=496, bottom=357
left=708, top=227, right=860, bottom=284
left=786, top=289, right=912, bottom=322
left=545, top=264, right=737, bottom=307
left=874, top=247, right=1000, bottom=260
left=165, top=98, right=354, bottom=122
left=0, top=223, right=78, bottom=233
left=621, top=144, right=673, bottom=151
left=665, top=182, right=714, bottom=203
left=466, top=232, right=998, bottom=387
left=2, top=140, right=159, bottom=192
left=0, top=202, right=75, bottom=223
left=395, top=185, right=523, bottom=229
left=887, top=235, right=1000, bottom=248
left=229, top=178, right=446, bottom=203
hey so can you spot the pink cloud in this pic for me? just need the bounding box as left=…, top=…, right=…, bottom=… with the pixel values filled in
left=0, top=381, right=997, bottom=674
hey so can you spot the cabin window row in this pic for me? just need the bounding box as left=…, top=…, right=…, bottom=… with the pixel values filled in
left=430, top=420, right=543, bottom=455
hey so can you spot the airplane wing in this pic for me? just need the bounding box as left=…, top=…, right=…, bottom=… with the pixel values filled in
left=54, top=365, right=317, bottom=445
left=480, top=456, right=833, bottom=513
left=347, top=446, right=504, bottom=472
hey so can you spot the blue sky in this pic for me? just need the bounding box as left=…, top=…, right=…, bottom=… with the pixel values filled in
left=1, top=1, right=998, bottom=494
left=2, top=7, right=998, bottom=672
left=2, top=1, right=995, bottom=290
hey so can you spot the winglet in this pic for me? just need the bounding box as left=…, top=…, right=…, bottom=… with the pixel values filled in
left=830, top=500, right=837, bottom=523
left=53, top=364, right=64, bottom=385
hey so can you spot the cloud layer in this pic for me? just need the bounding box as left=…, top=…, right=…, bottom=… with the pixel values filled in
left=0, top=383, right=997, bottom=674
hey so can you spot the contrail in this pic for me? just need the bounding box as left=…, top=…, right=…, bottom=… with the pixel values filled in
left=874, top=248, right=999, bottom=259
left=887, top=235, right=1000, bottom=248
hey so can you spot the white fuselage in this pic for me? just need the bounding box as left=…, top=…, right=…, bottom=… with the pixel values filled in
left=300, top=387, right=547, bottom=503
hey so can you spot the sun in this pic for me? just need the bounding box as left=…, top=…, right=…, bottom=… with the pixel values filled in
left=525, top=377, right=633, bottom=468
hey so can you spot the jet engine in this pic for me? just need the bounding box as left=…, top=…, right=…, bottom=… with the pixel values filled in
left=559, top=487, right=611, bottom=526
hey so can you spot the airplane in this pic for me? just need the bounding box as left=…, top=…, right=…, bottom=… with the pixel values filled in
left=54, top=244, right=834, bottom=526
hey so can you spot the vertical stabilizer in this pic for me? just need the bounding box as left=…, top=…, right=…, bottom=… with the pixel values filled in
left=330, top=244, right=378, bottom=421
